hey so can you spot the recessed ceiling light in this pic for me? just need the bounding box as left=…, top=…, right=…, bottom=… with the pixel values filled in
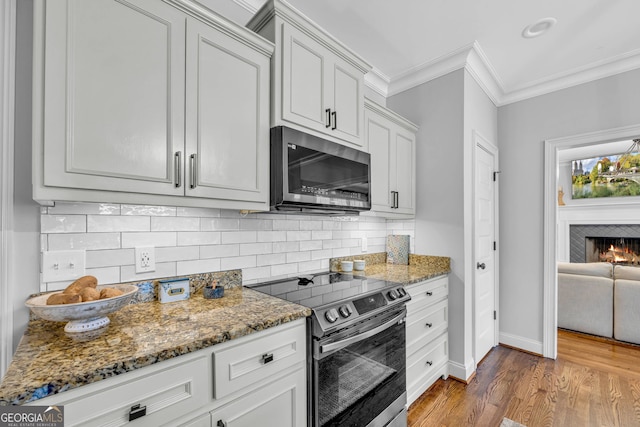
left=522, top=17, right=557, bottom=38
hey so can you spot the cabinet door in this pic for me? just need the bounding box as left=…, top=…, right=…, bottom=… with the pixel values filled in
left=210, top=368, right=306, bottom=427
left=330, top=60, right=364, bottom=146
left=42, top=0, right=185, bottom=195
left=185, top=17, right=269, bottom=204
left=366, top=110, right=394, bottom=213
left=394, top=129, right=416, bottom=214
left=282, top=24, right=329, bottom=131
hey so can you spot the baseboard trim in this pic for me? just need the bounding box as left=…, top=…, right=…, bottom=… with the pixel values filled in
left=499, top=332, right=543, bottom=356
left=448, top=358, right=475, bottom=383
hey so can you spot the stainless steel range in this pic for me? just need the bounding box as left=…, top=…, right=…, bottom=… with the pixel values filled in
left=247, top=272, right=410, bottom=427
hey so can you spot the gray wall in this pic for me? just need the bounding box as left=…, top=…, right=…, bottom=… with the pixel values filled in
left=387, top=70, right=469, bottom=374
left=13, top=0, right=39, bottom=352
left=498, top=68, right=640, bottom=346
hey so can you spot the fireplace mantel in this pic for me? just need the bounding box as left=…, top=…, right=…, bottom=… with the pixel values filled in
left=558, top=203, right=640, bottom=262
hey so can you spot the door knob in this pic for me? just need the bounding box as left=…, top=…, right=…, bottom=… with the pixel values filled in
left=477, top=262, right=486, bottom=270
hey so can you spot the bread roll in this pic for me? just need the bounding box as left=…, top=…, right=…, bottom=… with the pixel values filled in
left=46, top=293, right=82, bottom=305
left=100, top=288, right=123, bottom=299
left=63, top=275, right=98, bottom=294
left=79, top=287, right=100, bottom=302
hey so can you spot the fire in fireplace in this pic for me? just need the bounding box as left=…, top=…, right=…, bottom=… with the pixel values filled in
left=585, top=237, right=640, bottom=264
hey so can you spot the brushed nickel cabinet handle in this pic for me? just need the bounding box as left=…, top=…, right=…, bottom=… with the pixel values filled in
left=332, top=111, right=337, bottom=130
left=217, top=421, right=227, bottom=427
left=426, top=291, right=433, bottom=296
left=426, top=360, right=433, bottom=366
left=174, top=151, right=182, bottom=188
left=326, top=108, right=331, bottom=128
left=190, top=153, right=197, bottom=189
left=426, top=323, right=433, bottom=328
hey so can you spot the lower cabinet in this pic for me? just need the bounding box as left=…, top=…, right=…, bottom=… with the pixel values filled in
left=29, top=319, right=307, bottom=427
left=405, top=275, right=449, bottom=405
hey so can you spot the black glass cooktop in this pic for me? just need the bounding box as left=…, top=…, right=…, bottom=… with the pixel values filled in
left=247, top=272, right=393, bottom=309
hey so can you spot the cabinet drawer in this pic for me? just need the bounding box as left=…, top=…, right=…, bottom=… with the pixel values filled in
left=405, top=276, right=448, bottom=311
left=406, top=299, right=447, bottom=355
left=407, top=333, right=448, bottom=391
left=42, top=355, right=210, bottom=427
left=213, top=321, right=306, bottom=399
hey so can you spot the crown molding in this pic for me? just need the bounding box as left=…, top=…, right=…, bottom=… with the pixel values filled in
left=231, top=0, right=263, bottom=14
left=364, top=67, right=390, bottom=98
left=371, top=39, right=640, bottom=107
left=500, top=47, right=640, bottom=105
left=386, top=43, right=473, bottom=97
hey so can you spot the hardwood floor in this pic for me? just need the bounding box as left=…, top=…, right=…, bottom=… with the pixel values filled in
left=408, top=330, right=640, bottom=427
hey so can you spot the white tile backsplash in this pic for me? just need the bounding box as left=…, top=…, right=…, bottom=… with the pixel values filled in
left=39, top=202, right=415, bottom=289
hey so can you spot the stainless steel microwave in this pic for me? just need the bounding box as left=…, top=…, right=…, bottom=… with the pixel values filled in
left=270, top=126, right=371, bottom=215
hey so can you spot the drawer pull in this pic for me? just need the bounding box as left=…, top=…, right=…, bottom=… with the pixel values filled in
left=426, top=360, right=433, bottom=367
left=261, top=353, right=274, bottom=364
left=128, top=404, right=146, bottom=422
left=217, top=421, right=227, bottom=427
left=426, top=291, right=433, bottom=296
left=426, top=323, right=433, bottom=328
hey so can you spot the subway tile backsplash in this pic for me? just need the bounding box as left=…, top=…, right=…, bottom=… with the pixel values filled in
left=40, top=202, right=415, bottom=291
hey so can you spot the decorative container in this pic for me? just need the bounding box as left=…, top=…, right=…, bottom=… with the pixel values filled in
left=203, top=285, right=225, bottom=299
left=158, top=278, right=190, bottom=303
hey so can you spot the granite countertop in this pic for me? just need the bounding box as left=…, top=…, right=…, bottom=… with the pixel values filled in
left=0, top=287, right=311, bottom=406
left=331, top=254, right=451, bottom=285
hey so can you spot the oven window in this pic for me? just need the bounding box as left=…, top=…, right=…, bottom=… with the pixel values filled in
left=315, top=317, right=405, bottom=427
left=287, top=144, right=369, bottom=202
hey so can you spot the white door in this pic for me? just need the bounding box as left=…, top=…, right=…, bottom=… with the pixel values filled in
left=394, top=130, right=415, bottom=214
left=282, top=24, right=328, bottom=131
left=474, top=138, right=498, bottom=364
left=185, top=17, right=269, bottom=204
left=331, top=60, right=364, bottom=146
left=366, top=110, right=393, bottom=212
left=43, top=0, right=185, bottom=195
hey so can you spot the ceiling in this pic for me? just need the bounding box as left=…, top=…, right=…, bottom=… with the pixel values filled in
left=204, top=0, right=640, bottom=105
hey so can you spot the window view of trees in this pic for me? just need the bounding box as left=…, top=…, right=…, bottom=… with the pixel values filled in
left=572, top=152, right=640, bottom=199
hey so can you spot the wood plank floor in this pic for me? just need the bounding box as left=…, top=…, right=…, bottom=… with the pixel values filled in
left=408, top=330, right=640, bottom=427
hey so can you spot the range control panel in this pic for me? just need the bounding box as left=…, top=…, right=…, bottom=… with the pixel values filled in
left=313, top=286, right=409, bottom=334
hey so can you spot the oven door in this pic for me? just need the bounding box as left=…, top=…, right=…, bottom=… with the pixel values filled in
left=312, top=308, right=406, bottom=427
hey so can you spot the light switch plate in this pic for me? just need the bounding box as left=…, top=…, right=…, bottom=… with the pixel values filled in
left=42, top=250, right=86, bottom=283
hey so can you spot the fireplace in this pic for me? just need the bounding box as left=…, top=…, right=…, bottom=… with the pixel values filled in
left=585, top=237, right=640, bottom=264
left=570, top=225, right=640, bottom=264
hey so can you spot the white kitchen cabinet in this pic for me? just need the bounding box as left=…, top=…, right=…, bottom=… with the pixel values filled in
left=28, top=319, right=307, bottom=427
left=364, top=99, right=418, bottom=218
left=32, top=0, right=272, bottom=210
left=247, top=0, right=371, bottom=149
left=405, top=275, right=449, bottom=405
left=210, top=368, right=305, bottom=427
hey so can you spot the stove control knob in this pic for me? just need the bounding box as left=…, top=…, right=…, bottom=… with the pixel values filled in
left=339, top=305, right=353, bottom=318
left=397, top=287, right=407, bottom=297
left=388, top=289, right=399, bottom=300
left=325, top=308, right=339, bottom=323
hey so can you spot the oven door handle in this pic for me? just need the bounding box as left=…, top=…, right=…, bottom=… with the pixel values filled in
left=319, top=310, right=405, bottom=354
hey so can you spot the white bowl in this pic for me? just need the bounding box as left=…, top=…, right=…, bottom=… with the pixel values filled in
left=354, top=260, right=366, bottom=270
left=341, top=260, right=353, bottom=272
left=25, top=284, right=138, bottom=333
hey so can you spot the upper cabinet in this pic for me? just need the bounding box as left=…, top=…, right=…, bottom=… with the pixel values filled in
left=247, top=0, right=371, bottom=149
left=364, top=99, right=418, bottom=218
left=32, top=0, right=273, bottom=210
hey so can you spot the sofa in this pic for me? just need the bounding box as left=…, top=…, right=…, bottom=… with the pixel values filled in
left=558, top=262, right=640, bottom=344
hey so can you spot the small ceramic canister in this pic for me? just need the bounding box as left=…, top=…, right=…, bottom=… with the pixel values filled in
left=354, top=259, right=366, bottom=271
left=341, top=260, right=353, bottom=272
left=203, top=285, right=224, bottom=299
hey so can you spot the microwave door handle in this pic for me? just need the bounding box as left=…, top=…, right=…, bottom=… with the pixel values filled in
left=319, top=310, right=405, bottom=354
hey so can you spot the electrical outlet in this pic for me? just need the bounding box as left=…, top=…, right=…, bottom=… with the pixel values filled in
left=361, top=237, right=368, bottom=252
left=42, top=250, right=86, bottom=282
left=135, top=246, right=155, bottom=273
